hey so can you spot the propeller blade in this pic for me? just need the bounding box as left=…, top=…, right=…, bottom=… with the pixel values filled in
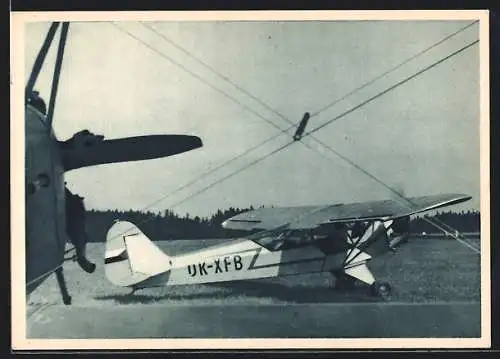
left=61, top=134, right=203, bottom=172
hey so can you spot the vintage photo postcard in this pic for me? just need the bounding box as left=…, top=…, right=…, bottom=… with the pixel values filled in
left=11, top=10, right=490, bottom=350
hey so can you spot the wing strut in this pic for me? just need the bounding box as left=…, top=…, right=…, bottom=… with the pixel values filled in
left=25, top=22, right=60, bottom=98
left=47, top=22, right=69, bottom=127
left=24, top=21, right=70, bottom=128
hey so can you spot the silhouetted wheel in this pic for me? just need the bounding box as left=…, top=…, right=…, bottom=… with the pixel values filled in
left=370, top=281, right=392, bottom=299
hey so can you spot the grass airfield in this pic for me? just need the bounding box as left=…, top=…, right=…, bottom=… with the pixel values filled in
left=26, top=236, right=482, bottom=339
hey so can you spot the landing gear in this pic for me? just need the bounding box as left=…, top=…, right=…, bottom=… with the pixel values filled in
left=76, top=255, right=96, bottom=274
left=333, top=271, right=356, bottom=290
left=55, top=267, right=72, bottom=305
left=370, top=281, right=392, bottom=299
left=129, top=287, right=139, bottom=295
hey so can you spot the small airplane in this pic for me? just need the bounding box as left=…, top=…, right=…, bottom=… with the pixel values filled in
left=104, top=193, right=471, bottom=299
left=23, top=22, right=203, bottom=305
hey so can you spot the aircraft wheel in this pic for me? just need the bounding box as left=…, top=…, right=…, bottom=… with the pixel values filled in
left=370, top=281, right=392, bottom=299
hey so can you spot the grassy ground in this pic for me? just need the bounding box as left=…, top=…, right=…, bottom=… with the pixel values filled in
left=27, top=236, right=481, bottom=308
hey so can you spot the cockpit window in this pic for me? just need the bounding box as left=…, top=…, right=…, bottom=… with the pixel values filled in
left=249, top=229, right=316, bottom=251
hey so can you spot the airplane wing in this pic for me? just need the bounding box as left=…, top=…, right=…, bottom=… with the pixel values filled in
left=222, top=193, right=472, bottom=231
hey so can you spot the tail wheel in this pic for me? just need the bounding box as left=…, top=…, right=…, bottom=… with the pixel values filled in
left=370, top=281, right=392, bottom=299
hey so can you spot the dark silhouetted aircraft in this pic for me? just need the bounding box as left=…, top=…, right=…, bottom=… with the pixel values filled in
left=25, top=22, right=203, bottom=305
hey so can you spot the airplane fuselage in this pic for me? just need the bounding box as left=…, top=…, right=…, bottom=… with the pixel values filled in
left=104, top=193, right=467, bottom=299
left=105, top=221, right=384, bottom=291
left=173, top=240, right=359, bottom=285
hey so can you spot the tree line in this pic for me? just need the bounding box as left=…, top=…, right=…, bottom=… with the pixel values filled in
left=409, top=210, right=480, bottom=234
left=85, top=206, right=256, bottom=242
left=85, top=207, right=480, bottom=242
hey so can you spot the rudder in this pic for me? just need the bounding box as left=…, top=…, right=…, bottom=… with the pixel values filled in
left=104, top=220, right=171, bottom=288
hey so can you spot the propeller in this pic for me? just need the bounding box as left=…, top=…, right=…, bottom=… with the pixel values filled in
left=392, top=215, right=410, bottom=234
left=60, top=132, right=203, bottom=172
left=387, top=183, right=411, bottom=248
left=390, top=182, right=411, bottom=232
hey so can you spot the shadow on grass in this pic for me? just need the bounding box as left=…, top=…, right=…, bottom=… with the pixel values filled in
left=93, top=279, right=380, bottom=305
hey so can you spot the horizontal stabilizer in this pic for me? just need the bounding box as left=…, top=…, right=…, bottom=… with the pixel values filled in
left=62, top=134, right=202, bottom=172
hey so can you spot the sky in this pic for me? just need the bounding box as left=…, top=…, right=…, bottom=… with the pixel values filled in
left=23, top=19, right=482, bottom=218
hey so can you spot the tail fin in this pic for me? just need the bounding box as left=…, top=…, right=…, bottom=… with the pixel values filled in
left=104, top=220, right=171, bottom=288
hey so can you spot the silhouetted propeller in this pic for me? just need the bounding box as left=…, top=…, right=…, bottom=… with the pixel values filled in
left=61, top=133, right=203, bottom=172
left=389, top=215, right=411, bottom=249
